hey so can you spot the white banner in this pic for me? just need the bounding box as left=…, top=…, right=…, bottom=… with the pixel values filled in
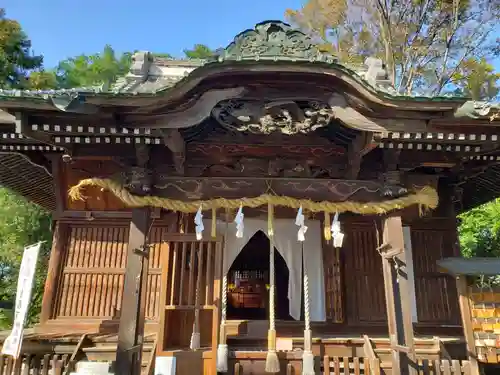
left=1, top=242, right=41, bottom=358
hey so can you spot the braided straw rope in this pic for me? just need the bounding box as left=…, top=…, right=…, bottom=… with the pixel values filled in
left=69, top=178, right=438, bottom=215
left=269, top=234, right=276, bottom=331
left=304, top=272, right=310, bottom=332
left=266, top=226, right=280, bottom=373
left=216, top=219, right=229, bottom=372
left=190, top=242, right=203, bottom=350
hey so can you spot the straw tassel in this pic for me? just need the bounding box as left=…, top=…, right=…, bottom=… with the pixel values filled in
left=302, top=243, right=315, bottom=375
left=267, top=202, right=274, bottom=237
left=266, top=203, right=280, bottom=373
left=190, top=242, right=203, bottom=350
left=324, top=212, right=331, bottom=241
left=216, top=215, right=230, bottom=372
left=211, top=208, right=217, bottom=238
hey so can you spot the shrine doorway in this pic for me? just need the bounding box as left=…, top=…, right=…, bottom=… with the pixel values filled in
left=227, top=230, right=292, bottom=320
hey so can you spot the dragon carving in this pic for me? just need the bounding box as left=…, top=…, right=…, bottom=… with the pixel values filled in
left=212, top=99, right=335, bottom=135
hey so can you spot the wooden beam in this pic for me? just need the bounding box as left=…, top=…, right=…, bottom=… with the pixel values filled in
left=456, top=275, right=480, bottom=375
left=380, top=215, right=417, bottom=375
left=39, top=222, right=67, bottom=324
left=146, top=176, right=418, bottom=202
left=115, top=207, right=152, bottom=375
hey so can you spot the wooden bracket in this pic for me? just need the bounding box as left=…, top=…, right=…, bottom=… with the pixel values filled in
left=135, top=144, right=150, bottom=168
left=160, top=129, right=185, bottom=174
left=345, top=131, right=374, bottom=179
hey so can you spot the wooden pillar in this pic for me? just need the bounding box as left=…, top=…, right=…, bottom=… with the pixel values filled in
left=40, top=221, right=67, bottom=324
left=115, top=207, right=151, bottom=375
left=456, top=275, right=480, bottom=375
left=380, top=214, right=417, bottom=375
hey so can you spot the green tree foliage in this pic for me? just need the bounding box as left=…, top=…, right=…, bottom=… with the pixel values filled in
left=55, top=45, right=132, bottom=88
left=183, top=44, right=215, bottom=59
left=0, top=8, right=43, bottom=88
left=286, top=0, right=500, bottom=97
left=459, top=199, right=500, bottom=259
left=0, top=189, right=52, bottom=329
left=458, top=199, right=500, bottom=285
left=452, top=58, right=500, bottom=100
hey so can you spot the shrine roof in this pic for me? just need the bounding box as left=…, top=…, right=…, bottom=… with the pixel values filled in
left=0, top=21, right=497, bottom=122
left=0, top=21, right=499, bottom=213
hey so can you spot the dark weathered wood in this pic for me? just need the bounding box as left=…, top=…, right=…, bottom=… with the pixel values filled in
left=381, top=215, right=417, bottom=375
left=345, top=132, right=374, bottom=179
left=40, top=222, right=68, bottom=323
left=149, top=176, right=416, bottom=203
left=115, top=207, right=151, bottom=375
left=455, top=276, right=480, bottom=375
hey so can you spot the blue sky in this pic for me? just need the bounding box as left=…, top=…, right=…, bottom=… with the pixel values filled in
left=4, top=0, right=303, bottom=68
left=3, top=0, right=499, bottom=71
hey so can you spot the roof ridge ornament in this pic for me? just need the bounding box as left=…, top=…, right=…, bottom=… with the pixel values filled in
left=213, top=21, right=338, bottom=63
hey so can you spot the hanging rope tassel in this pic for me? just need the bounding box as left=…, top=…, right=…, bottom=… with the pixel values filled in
left=216, top=215, right=230, bottom=372
left=211, top=208, right=217, bottom=238
left=190, top=242, right=203, bottom=350
left=302, top=243, right=315, bottom=375
left=266, top=203, right=280, bottom=373
left=324, top=212, right=331, bottom=241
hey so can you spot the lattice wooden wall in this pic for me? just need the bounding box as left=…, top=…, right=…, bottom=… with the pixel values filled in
left=54, top=224, right=166, bottom=321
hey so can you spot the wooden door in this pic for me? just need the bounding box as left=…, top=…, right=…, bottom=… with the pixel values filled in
left=343, top=222, right=387, bottom=325
left=411, top=227, right=460, bottom=325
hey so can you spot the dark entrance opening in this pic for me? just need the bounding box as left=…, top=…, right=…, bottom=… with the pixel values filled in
left=227, top=230, right=292, bottom=320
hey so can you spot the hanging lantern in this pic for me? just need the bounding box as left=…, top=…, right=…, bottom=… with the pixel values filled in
left=194, top=206, right=204, bottom=240
left=294, top=206, right=308, bottom=242
left=331, top=212, right=344, bottom=248
left=234, top=205, right=244, bottom=238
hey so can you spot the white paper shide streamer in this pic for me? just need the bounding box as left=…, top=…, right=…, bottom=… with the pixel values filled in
left=331, top=212, right=344, bottom=248
left=295, top=206, right=308, bottom=242
left=234, top=205, right=244, bottom=238
left=194, top=206, right=204, bottom=240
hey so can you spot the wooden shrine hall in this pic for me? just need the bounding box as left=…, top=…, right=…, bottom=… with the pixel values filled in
left=1, top=20, right=500, bottom=375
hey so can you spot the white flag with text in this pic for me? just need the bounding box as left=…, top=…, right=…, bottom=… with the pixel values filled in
left=1, top=242, right=41, bottom=358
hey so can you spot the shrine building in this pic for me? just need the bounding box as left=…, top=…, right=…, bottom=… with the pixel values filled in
left=1, top=21, right=500, bottom=375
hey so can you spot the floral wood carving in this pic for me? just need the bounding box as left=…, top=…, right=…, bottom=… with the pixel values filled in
left=212, top=99, right=335, bottom=135
left=214, top=21, right=337, bottom=63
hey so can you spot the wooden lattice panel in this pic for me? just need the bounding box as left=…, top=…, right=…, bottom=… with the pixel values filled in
left=54, top=223, right=167, bottom=321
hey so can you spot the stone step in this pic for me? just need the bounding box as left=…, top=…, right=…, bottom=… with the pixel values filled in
left=74, top=361, right=112, bottom=375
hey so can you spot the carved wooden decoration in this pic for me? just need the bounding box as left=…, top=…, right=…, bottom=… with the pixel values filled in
left=212, top=99, right=336, bottom=135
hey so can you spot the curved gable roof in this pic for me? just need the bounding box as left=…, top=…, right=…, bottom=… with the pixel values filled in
left=0, top=20, right=497, bottom=123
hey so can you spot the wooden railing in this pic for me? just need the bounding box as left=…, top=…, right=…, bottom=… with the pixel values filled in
left=159, top=234, right=222, bottom=355
left=0, top=353, right=70, bottom=375
left=163, top=236, right=221, bottom=308
left=321, top=356, right=473, bottom=375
